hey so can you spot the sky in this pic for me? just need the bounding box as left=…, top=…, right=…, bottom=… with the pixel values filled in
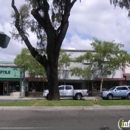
left=0, top=0, right=130, bottom=61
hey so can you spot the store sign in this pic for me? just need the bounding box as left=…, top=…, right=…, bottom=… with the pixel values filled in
left=0, top=70, right=10, bottom=74
left=0, top=67, right=21, bottom=79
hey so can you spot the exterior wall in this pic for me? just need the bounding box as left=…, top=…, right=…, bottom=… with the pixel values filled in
left=58, top=70, right=82, bottom=80
left=124, top=65, right=130, bottom=82
left=59, top=50, right=124, bottom=80
left=104, top=68, right=123, bottom=78
left=58, top=50, right=126, bottom=95
left=0, top=49, right=129, bottom=97
left=125, top=66, right=130, bottom=73
left=0, top=62, right=25, bottom=97
left=65, top=50, right=94, bottom=59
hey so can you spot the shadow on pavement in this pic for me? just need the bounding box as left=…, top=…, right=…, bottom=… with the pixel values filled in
left=99, top=126, right=112, bottom=130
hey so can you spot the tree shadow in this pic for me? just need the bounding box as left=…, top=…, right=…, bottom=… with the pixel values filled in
left=99, top=126, right=112, bottom=130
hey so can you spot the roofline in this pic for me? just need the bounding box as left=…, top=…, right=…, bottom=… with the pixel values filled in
left=95, top=78, right=125, bottom=81
left=0, top=61, right=14, bottom=64
left=63, top=49, right=95, bottom=52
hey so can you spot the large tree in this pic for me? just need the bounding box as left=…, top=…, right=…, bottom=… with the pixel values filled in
left=71, top=38, right=130, bottom=92
left=11, top=0, right=78, bottom=100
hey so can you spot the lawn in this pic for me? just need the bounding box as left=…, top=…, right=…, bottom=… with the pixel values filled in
left=98, top=99, right=130, bottom=106
left=0, top=99, right=93, bottom=106
left=0, top=99, right=129, bottom=106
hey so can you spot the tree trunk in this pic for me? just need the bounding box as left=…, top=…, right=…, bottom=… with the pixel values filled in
left=46, top=57, right=60, bottom=100
left=100, top=77, right=104, bottom=92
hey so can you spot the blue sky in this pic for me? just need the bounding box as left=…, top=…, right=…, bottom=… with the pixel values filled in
left=0, top=0, right=130, bottom=61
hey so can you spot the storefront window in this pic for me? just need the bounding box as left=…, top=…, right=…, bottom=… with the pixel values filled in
left=28, top=82, right=44, bottom=92
left=8, top=82, right=20, bottom=92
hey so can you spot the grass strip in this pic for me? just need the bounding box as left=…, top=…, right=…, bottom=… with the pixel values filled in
left=0, top=99, right=93, bottom=106
left=98, top=99, right=130, bottom=106
left=0, top=99, right=129, bottom=106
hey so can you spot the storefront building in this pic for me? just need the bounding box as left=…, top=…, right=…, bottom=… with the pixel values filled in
left=25, top=77, right=47, bottom=97
left=0, top=62, right=24, bottom=97
left=0, top=49, right=130, bottom=97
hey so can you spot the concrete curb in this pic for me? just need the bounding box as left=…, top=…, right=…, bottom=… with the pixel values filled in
left=0, top=106, right=130, bottom=111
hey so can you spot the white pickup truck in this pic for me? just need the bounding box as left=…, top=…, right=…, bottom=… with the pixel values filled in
left=43, top=85, right=88, bottom=100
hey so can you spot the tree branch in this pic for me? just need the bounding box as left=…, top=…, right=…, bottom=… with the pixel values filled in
left=31, top=9, right=46, bottom=30
left=57, top=0, right=77, bottom=49
left=12, top=0, right=32, bottom=48
left=71, top=0, right=77, bottom=8
left=42, top=0, right=55, bottom=39
left=56, top=0, right=73, bottom=51
left=11, top=0, right=48, bottom=70
left=31, top=0, right=56, bottom=58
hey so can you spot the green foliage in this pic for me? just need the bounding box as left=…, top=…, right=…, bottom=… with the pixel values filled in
left=14, top=48, right=71, bottom=77
left=14, top=48, right=46, bottom=77
left=0, top=100, right=93, bottom=106
left=110, top=0, right=130, bottom=8
left=58, top=50, right=71, bottom=68
left=71, top=66, right=92, bottom=79
left=110, top=0, right=130, bottom=16
left=11, top=4, right=30, bottom=41
left=71, top=51, right=93, bottom=79
left=88, top=38, right=129, bottom=77
left=71, top=38, right=130, bottom=90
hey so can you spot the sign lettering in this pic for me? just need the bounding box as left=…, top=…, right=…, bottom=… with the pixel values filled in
left=0, top=71, right=10, bottom=74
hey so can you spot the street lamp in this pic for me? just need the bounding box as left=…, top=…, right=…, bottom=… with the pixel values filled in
left=0, top=32, right=10, bottom=48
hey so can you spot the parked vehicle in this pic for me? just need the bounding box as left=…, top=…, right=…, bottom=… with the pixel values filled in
left=43, top=85, right=88, bottom=100
left=100, top=85, right=130, bottom=100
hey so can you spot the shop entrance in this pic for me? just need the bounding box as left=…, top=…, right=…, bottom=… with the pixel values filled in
left=0, top=81, right=21, bottom=96
left=3, top=82, right=8, bottom=95
left=0, top=82, right=3, bottom=95
left=0, top=82, right=9, bottom=95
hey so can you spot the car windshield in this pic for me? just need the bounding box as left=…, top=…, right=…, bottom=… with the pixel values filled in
left=109, top=86, right=116, bottom=91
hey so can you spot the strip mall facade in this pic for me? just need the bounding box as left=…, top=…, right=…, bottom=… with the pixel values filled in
left=0, top=50, right=129, bottom=97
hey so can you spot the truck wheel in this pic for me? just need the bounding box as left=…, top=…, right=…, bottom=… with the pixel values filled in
left=121, top=97, right=126, bottom=99
left=73, top=97, right=76, bottom=100
left=107, top=94, right=113, bottom=100
left=127, top=94, right=130, bottom=99
left=46, top=94, right=50, bottom=100
left=75, top=94, right=82, bottom=100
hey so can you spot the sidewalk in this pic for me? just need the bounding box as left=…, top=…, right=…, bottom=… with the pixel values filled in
left=0, top=96, right=44, bottom=100
left=0, top=105, right=130, bottom=111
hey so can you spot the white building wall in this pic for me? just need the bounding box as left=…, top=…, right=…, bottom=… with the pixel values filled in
left=125, top=66, right=130, bottom=73
left=59, top=50, right=124, bottom=80
left=106, top=68, right=123, bottom=78
left=24, top=50, right=125, bottom=80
